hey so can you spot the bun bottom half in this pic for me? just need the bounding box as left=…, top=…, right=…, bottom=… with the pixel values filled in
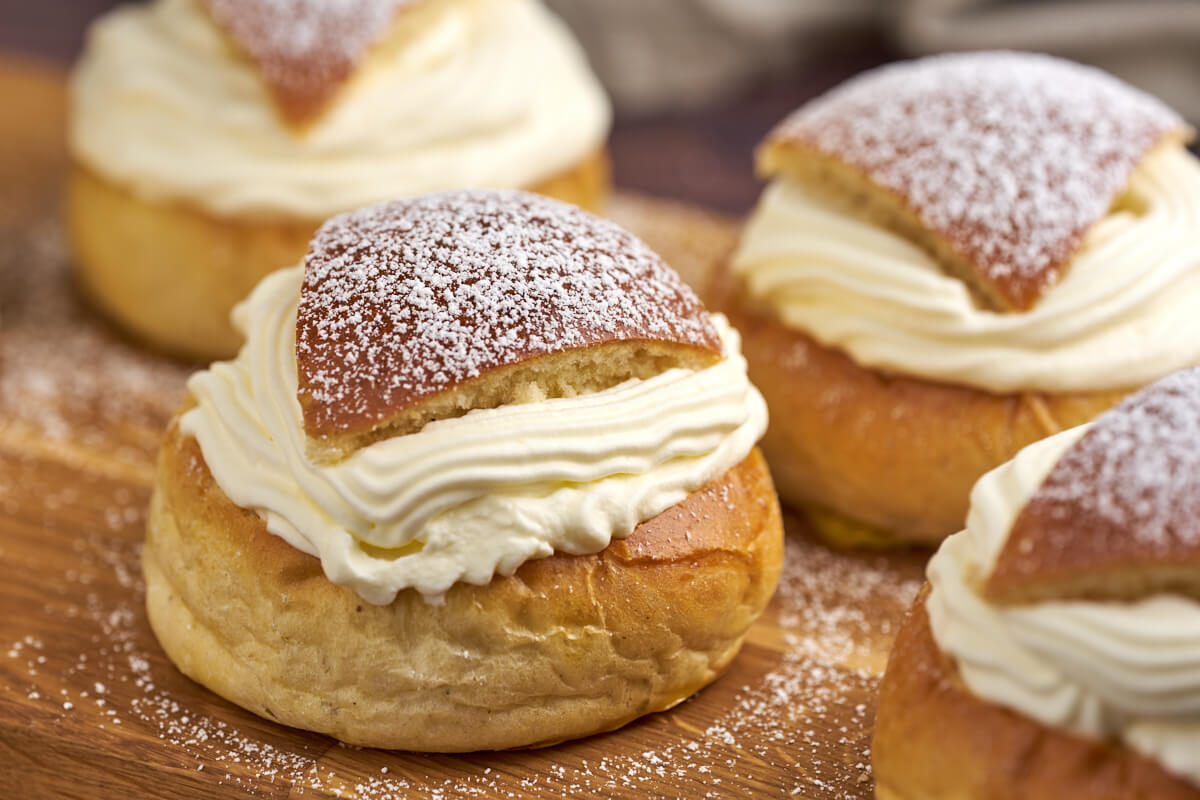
left=67, top=150, right=610, bottom=363
left=710, top=266, right=1131, bottom=547
left=143, top=419, right=783, bottom=752
left=873, top=586, right=1197, bottom=800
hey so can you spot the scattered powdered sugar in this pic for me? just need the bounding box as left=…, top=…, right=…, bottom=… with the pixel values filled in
left=1023, top=367, right=1200, bottom=551
left=4, top=192, right=921, bottom=797
left=7, top=474, right=922, bottom=799
left=770, top=51, right=1185, bottom=309
left=0, top=214, right=187, bottom=467
left=297, top=189, right=719, bottom=433
left=203, top=0, right=417, bottom=120
left=773, top=534, right=923, bottom=666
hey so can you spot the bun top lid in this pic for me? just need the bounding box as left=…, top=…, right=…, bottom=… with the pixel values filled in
left=988, top=367, right=1200, bottom=604
left=295, top=189, right=722, bottom=443
left=764, top=51, right=1190, bottom=311
left=201, top=0, right=419, bottom=125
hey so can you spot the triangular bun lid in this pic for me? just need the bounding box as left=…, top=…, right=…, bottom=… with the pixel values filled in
left=987, top=367, right=1200, bottom=604
left=763, top=51, right=1189, bottom=311
left=202, top=0, right=418, bottom=125
left=295, top=189, right=722, bottom=445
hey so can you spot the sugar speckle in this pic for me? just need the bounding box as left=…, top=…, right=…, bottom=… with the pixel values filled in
left=998, top=367, right=1200, bottom=591
left=5, top=196, right=921, bottom=798
left=202, top=0, right=417, bottom=122
left=770, top=51, right=1185, bottom=309
left=297, top=189, right=719, bottom=434
left=0, top=215, right=187, bottom=464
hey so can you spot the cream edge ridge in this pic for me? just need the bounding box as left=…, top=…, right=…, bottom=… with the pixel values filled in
left=68, top=0, right=611, bottom=218
left=926, top=426, right=1200, bottom=787
left=180, top=266, right=769, bottom=605
left=730, top=144, right=1200, bottom=394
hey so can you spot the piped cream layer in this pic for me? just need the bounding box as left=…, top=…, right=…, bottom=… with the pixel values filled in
left=731, top=146, right=1200, bottom=393
left=70, top=0, right=610, bottom=218
left=181, top=267, right=768, bottom=604
left=928, top=427, right=1200, bottom=787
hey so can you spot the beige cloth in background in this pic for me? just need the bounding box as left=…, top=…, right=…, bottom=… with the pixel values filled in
left=545, top=0, right=881, bottom=112
left=548, top=0, right=1200, bottom=122
left=897, top=0, right=1200, bottom=123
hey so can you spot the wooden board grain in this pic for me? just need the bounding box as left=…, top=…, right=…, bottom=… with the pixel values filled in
left=0, top=56, right=927, bottom=799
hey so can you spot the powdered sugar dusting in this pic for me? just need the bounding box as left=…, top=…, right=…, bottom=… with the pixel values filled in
left=0, top=215, right=187, bottom=469
left=771, top=51, right=1186, bottom=310
left=297, top=189, right=720, bottom=435
left=5, top=473, right=921, bottom=798
left=4, top=187, right=922, bottom=796
left=999, top=368, right=1200, bottom=588
left=1036, top=368, right=1200, bottom=539
left=203, top=0, right=416, bottom=121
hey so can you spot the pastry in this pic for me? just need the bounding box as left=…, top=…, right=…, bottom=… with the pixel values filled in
left=873, top=367, right=1200, bottom=799
left=711, top=51, right=1199, bottom=546
left=142, top=189, right=782, bottom=751
left=67, top=0, right=611, bottom=361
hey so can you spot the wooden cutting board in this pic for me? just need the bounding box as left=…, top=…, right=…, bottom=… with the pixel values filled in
left=0, top=56, right=927, bottom=799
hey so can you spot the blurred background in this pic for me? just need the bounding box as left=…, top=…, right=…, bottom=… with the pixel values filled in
left=3, top=0, right=1199, bottom=213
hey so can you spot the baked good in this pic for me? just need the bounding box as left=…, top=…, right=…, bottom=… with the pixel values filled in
left=142, top=189, right=782, bottom=751
left=873, top=367, right=1200, bottom=799
left=711, top=51, right=1200, bottom=546
left=67, top=0, right=611, bottom=361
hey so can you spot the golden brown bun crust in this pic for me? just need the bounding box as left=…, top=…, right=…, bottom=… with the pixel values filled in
left=988, top=367, right=1200, bottom=605
left=759, top=53, right=1190, bottom=311
left=295, top=190, right=721, bottom=443
left=66, top=150, right=610, bottom=363
left=709, top=260, right=1131, bottom=545
left=201, top=0, right=426, bottom=127
left=143, top=418, right=783, bottom=751
left=872, top=586, right=1199, bottom=800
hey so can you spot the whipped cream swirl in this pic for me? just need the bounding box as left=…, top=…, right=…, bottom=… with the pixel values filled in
left=69, top=0, right=610, bottom=218
left=927, top=427, right=1200, bottom=786
left=180, top=267, right=768, bottom=604
left=731, top=145, right=1200, bottom=393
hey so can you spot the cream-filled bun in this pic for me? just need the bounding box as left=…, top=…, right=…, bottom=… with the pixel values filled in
left=711, top=51, right=1199, bottom=547
left=874, top=367, right=1200, bottom=799
left=143, top=190, right=782, bottom=752
left=67, top=0, right=612, bottom=361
